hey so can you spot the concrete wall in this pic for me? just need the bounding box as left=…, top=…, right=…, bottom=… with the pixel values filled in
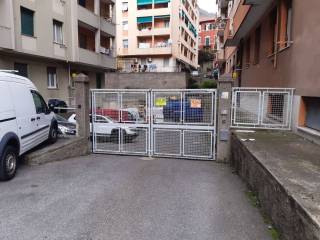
left=0, top=54, right=70, bottom=103
left=105, top=72, right=187, bottom=89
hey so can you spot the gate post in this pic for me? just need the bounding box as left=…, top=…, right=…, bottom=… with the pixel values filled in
left=75, top=73, right=90, bottom=140
left=217, top=74, right=233, bottom=162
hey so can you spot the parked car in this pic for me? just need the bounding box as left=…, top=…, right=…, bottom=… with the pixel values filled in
left=48, top=99, right=68, bottom=113
left=68, top=114, right=138, bottom=142
left=94, top=108, right=137, bottom=122
left=191, top=71, right=200, bottom=77
left=55, top=114, right=76, bottom=136
left=0, top=72, right=58, bottom=181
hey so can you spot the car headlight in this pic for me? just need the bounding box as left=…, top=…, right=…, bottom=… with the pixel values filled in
left=58, top=125, right=69, bottom=134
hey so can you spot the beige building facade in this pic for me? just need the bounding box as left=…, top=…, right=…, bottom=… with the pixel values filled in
left=116, top=0, right=199, bottom=72
left=0, top=0, right=116, bottom=105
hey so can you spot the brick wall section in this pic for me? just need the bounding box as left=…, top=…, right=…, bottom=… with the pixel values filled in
left=105, top=72, right=187, bottom=89
left=230, top=133, right=320, bottom=240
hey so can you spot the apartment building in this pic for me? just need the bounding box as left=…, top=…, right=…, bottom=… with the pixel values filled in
left=219, top=0, right=320, bottom=141
left=0, top=0, right=116, bottom=105
left=116, top=0, right=199, bottom=73
left=198, top=18, right=217, bottom=51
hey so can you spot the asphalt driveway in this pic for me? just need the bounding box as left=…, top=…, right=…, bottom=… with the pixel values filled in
left=0, top=155, right=271, bottom=240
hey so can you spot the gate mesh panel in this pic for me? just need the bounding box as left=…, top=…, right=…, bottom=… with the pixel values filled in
left=121, top=128, right=148, bottom=154
left=183, top=130, right=212, bottom=158
left=262, top=92, right=289, bottom=126
left=153, top=92, right=182, bottom=124
left=184, top=92, right=213, bottom=124
left=154, top=129, right=181, bottom=156
left=231, top=88, right=294, bottom=129
left=94, top=128, right=120, bottom=152
left=121, top=92, right=148, bottom=123
left=234, top=91, right=260, bottom=125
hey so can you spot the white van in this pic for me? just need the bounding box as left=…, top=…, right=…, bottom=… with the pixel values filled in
left=0, top=72, right=58, bottom=181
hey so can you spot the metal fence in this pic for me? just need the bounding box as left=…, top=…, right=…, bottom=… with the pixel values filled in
left=91, top=89, right=217, bottom=160
left=231, top=88, right=294, bottom=130
left=151, top=89, right=217, bottom=160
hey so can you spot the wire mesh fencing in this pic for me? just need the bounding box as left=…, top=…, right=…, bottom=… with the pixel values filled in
left=151, top=89, right=216, bottom=160
left=231, top=88, right=294, bottom=130
left=91, top=89, right=217, bottom=160
left=91, top=90, right=150, bottom=155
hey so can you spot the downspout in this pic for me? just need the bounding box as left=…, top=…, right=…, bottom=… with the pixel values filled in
left=273, top=4, right=280, bottom=69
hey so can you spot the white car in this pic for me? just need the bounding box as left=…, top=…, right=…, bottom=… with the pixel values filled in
left=68, top=114, right=138, bottom=141
left=0, top=71, right=57, bottom=181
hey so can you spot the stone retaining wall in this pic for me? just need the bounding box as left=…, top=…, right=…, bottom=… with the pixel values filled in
left=231, top=133, right=320, bottom=240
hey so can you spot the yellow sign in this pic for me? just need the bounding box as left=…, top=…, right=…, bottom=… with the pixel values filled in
left=155, top=98, right=167, bottom=107
left=190, top=99, right=201, bottom=108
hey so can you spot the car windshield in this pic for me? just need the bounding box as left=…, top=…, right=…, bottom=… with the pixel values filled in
left=55, top=114, right=67, bottom=122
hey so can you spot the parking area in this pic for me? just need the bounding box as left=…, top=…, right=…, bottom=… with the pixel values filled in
left=0, top=155, right=271, bottom=240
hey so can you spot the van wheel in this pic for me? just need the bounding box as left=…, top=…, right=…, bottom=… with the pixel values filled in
left=48, top=125, right=58, bottom=144
left=0, top=146, right=18, bottom=181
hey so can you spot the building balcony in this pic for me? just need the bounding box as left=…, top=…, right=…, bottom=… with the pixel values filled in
left=100, top=17, right=115, bottom=36
left=78, top=5, right=99, bottom=29
left=136, top=46, right=172, bottom=56
left=78, top=47, right=116, bottom=69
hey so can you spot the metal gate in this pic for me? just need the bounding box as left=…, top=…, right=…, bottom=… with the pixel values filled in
left=91, top=89, right=217, bottom=160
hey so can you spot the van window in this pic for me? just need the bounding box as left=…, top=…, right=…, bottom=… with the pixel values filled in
left=31, top=91, right=48, bottom=114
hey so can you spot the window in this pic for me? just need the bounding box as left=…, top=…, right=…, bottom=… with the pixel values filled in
left=301, top=97, right=320, bottom=131
left=79, top=33, right=87, bottom=49
left=47, top=67, right=57, bottom=89
left=53, top=20, right=63, bottom=44
left=163, top=58, right=169, bottom=67
left=279, top=0, right=292, bottom=49
left=122, top=2, right=128, bottom=12
left=122, top=21, right=128, bottom=30
left=254, top=26, right=261, bottom=64
left=21, top=7, right=34, bottom=36
left=164, top=19, right=170, bottom=28
left=205, top=36, right=210, bottom=46
left=31, top=91, right=49, bottom=114
left=123, top=39, right=128, bottom=48
left=14, top=63, right=28, bottom=77
left=96, top=73, right=102, bottom=89
left=78, top=0, right=86, bottom=7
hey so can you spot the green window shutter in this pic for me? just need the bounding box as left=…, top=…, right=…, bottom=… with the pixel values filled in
left=137, top=16, right=153, bottom=24
left=154, top=15, right=170, bottom=19
left=21, top=7, right=34, bottom=36
left=137, top=0, right=152, bottom=6
left=154, top=0, right=170, bottom=4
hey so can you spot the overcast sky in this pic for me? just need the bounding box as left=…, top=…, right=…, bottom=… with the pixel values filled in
left=198, top=0, right=218, bottom=13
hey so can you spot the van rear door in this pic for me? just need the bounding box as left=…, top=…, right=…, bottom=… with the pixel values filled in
left=0, top=81, right=16, bottom=141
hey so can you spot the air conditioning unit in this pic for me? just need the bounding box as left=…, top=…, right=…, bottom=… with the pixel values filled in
left=148, top=58, right=152, bottom=62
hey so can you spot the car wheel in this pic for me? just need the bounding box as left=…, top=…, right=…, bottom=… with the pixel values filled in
left=0, top=146, right=18, bottom=181
left=48, top=124, right=58, bottom=144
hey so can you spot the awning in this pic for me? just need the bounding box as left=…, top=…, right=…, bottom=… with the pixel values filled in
left=137, top=0, right=152, bottom=6
left=154, top=0, right=170, bottom=4
left=154, top=15, right=170, bottom=19
left=137, top=16, right=153, bottom=24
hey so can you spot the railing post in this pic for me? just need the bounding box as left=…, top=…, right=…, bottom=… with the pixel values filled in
left=74, top=73, right=90, bottom=141
left=217, top=74, right=233, bottom=163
